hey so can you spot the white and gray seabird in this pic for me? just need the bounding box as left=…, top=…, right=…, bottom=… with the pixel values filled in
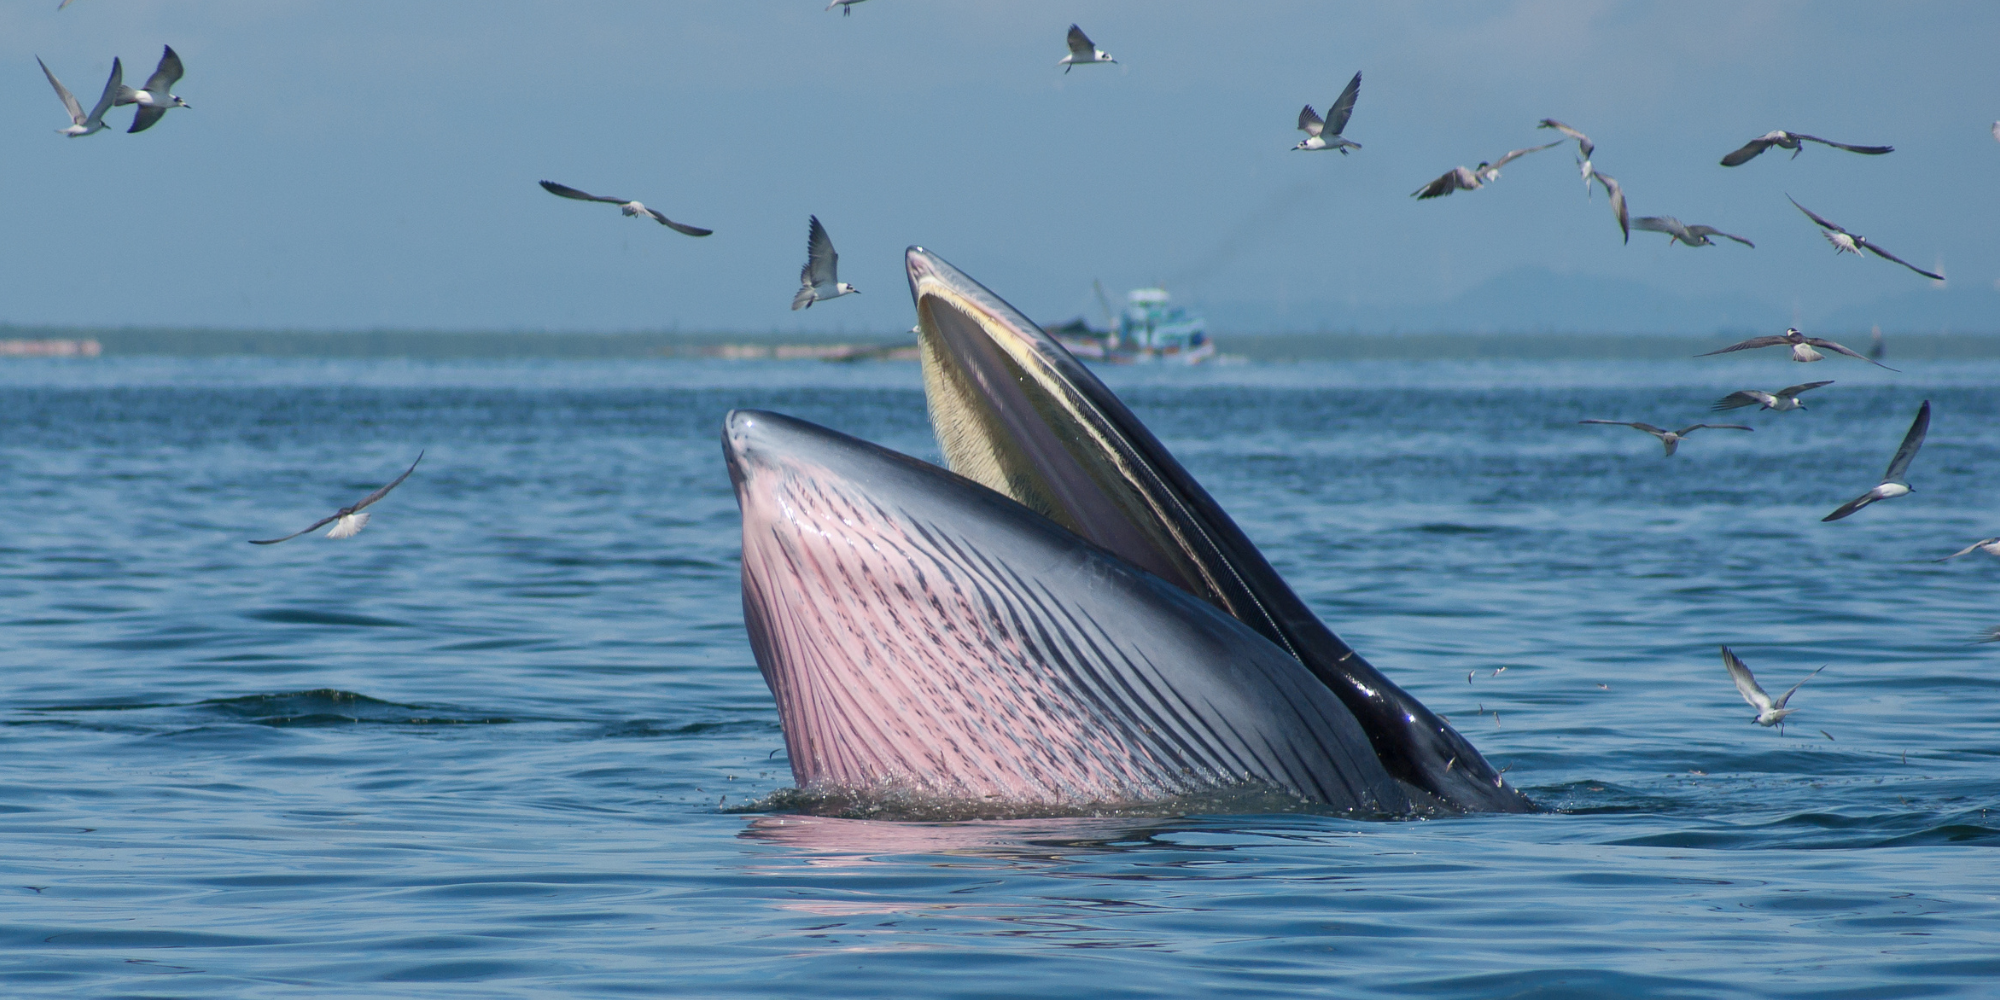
left=250, top=453, right=423, bottom=545
left=1935, top=538, right=2000, bottom=563
left=1059, top=25, right=1115, bottom=72
left=1789, top=196, right=1943, bottom=281
left=1712, top=380, right=1833, bottom=412
left=1579, top=420, right=1751, bottom=457
left=1634, top=216, right=1754, bottom=248
left=791, top=215, right=857, bottom=310
left=1721, top=130, right=1892, bottom=166
left=826, top=0, right=868, bottom=15
left=1412, top=140, right=1563, bottom=199
left=538, top=181, right=712, bottom=236
left=1824, top=400, right=1929, bottom=522
left=39, top=56, right=121, bottom=137
left=1295, top=72, right=1362, bottom=153
left=115, top=45, right=190, bottom=133
left=1536, top=119, right=1595, bottom=195
left=1698, top=327, right=1897, bottom=371
left=1721, top=646, right=1823, bottom=734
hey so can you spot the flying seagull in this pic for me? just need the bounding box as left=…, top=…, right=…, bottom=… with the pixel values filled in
left=1536, top=118, right=1595, bottom=194
left=538, top=181, right=712, bottom=236
left=38, top=56, right=121, bottom=137
left=1633, top=216, right=1754, bottom=248
left=1721, top=130, right=1892, bottom=166
left=1712, top=380, right=1833, bottom=412
left=1935, top=538, right=2000, bottom=562
left=826, top=0, right=868, bottom=15
left=1591, top=170, right=1629, bottom=243
left=1295, top=72, right=1362, bottom=153
left=1411, top=140, right=1563, bottom=199
left=1060, top=25, right=1115, bottom=72
left=1697, top=327, right=1897, bottom=370
left=249, top=453, right=423, bottom=545
left=115, top=45, right=190, bottom=133
left=1992, top=122, right=1999, bottom=143
left=1869, top=326, right=1886, bottom=361
left=1579, top=420, right=1751, bottom=457
left=1824, top=400, right=1929, bottom=521
left=792, top=215, right=857, bottom=310
left=1789, top=196, right=1942, bottom=281
left=1721, top=646, right=1823, bottom=734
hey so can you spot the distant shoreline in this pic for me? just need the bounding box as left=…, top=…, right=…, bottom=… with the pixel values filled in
left=5, top=326, right=2000, bottom=362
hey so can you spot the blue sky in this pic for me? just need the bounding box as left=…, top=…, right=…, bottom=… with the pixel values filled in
left=2, top=1, right=1995, bottom=334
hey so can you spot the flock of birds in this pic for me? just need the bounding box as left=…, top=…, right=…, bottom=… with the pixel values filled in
left=36, top=10, right=1994, bottom=746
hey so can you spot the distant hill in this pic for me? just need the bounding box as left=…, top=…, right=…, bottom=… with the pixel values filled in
left=1201, top=267, right=1998, bottom=336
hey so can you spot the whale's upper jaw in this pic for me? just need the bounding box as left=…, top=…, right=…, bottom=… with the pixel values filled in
left=722, top=407, right=1410, bottom=813
left=901, top=246, right=1535, bottom=813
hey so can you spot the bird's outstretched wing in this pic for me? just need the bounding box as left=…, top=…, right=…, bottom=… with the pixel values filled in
left=1536, top=118, right=1593, bottom=158
left=1674, top=423, right=1752, bottom=437
left=1787, top=196, right=1847, bottom=235
left=1323, top=71, right=1361, bottom=137
left=1935, top=538, right=2000, bottom=562
left=540, top=180, right=623, bottom=204
left=144, top=45, right=183, bottom=95
left=1696, top=336, right=1787, bottom=357
left=1633, top=216, right=1687, bottom=239
left=1881, top=400, right=1930, bottom=484
left=1580, top=419, right=1666, bottom=435
left=802, top=215, right=838, bottom=287
left=1688, top=225, right=1754, bottom=247
left=1412, top=167, right=1473, bottom=199
left=1808, top=338, right=1896, bottom=370
left=1490, top=139, right=1564, bottom=169
left=1860, top=241, right=1944, bottom=281
left=1296, top=104, right=1324, bottom=137
left=1721, top=646, right=1772, bottom=712
left=248, top=513, right=344, bottom=545
left=1792, top=134, right=1893, bottom=156
left=1066, top=24, right=1095, bottom=60
left=1822, top=490, right=1879, bottom=522
left=1711, top=391, right=1771, bottom=412
left=350, top=452, right=424, bottom=513
left=128, top=105, right=167, bottom=133
left=1720, top=136, right=1778, bottom=166
left=1592, top=171, right=1627, bottom=243
left=38, top=57, right=84, bottom=123
left=640, top=207, right=713, bottom=237
left=1770, top=665, right=1825, bottom=710
left=1776, top=380, right=1835, bottom=398
left=1802, top=337, right=1898, bottom=371
left=86, top=58, right=122, bottom=126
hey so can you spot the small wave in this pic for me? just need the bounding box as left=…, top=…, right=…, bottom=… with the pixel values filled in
left=196, top=689, right=513, bottom=727
left=1407, top=522, right=1526, bottom=536
left=241, top=608, right=410, bottom=628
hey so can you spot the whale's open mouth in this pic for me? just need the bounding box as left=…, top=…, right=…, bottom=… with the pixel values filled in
left=901, top=247, right=1531, bottom=813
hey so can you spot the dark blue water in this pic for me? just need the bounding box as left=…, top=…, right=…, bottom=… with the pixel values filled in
left=4, top=356, right=1997, bottom=998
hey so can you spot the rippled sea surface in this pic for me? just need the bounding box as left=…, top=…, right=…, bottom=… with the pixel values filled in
left=4, top=356, right=1998, bottom=998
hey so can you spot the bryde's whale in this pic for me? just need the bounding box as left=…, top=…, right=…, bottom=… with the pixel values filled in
left=723, top=247, right=1531, bottom=815
left=726, top=409, right=1409, bottom=812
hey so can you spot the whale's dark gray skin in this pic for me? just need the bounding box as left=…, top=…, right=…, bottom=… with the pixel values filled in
left=904, top=247, right=1532, bottom=812
left=724, top=408, right=1411, bottom=812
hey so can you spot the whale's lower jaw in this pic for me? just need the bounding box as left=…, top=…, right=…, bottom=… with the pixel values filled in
left=728, top=409, right=1413, bottom=814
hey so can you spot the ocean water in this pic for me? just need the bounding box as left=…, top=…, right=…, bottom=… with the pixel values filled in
left=3, top=355, right=1997, bottom=999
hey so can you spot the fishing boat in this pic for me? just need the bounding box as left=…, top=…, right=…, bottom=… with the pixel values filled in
left=1046, top=284, right=1215, bottom=364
